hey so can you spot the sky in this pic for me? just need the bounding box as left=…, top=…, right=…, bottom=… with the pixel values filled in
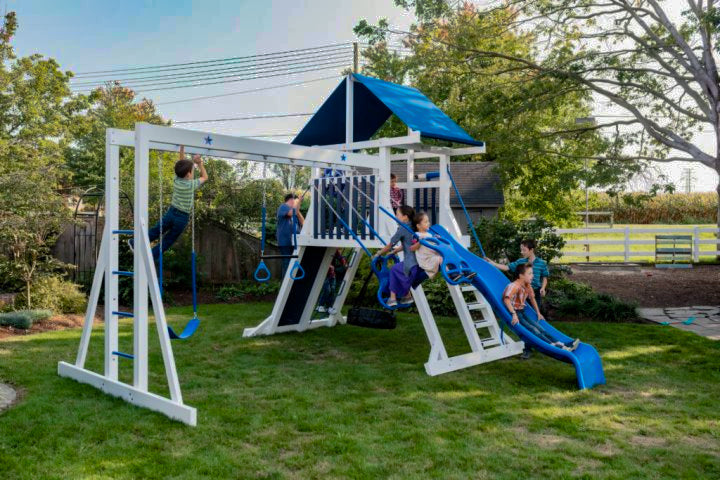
left=6, top=0, right=718, bottom=192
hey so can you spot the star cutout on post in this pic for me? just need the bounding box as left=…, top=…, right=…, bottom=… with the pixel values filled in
left=204, top=135, right=213, bottom=145
left=340, top=154, right=347, bottom=161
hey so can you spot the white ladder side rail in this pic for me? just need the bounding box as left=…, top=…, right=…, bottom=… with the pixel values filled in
left=104, top=134, right=120, bottom=380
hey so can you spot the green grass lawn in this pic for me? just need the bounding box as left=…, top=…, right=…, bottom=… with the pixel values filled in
left=1, top=303, right=719, bottom=479
left=559, top=224, right=719, bottom=263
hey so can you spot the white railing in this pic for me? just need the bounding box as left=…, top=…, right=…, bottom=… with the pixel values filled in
left=556, top=226, right=720, bottom=262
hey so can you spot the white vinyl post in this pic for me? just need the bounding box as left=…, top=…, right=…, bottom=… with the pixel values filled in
left=345, top=74, right=353, bottom=148
left=624, top=227, right=630, bottom=262
left=378, top=146, right=394, bottom=239
left=406, top=149, right=415, bottom=207
left=104, top=132, right=120, bottom=380
left=438, top=154, right=462, bottom=238
left=133, top=123, right=150, bottom=391
left=693, top=226, right=700, bottom=262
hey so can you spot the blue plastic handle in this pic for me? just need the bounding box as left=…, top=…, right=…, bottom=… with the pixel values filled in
left=253, top=261, right=271, bottom=283
left=289, top=261, right=305, bottom=280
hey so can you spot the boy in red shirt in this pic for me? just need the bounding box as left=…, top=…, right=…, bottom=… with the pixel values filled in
left=503, top=263, right=579, bottom=352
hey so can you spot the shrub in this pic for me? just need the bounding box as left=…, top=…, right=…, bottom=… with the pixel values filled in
left=473, top=216, right=565, bottom=264
left=546, top=278, right=638, bottom=322
left=0, top=309, right=52, bottom=329
left=14, top=276, right=87, bottom=314
left=215, top=281, right=280, bottom=302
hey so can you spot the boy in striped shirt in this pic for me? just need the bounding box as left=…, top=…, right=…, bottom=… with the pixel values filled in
left=503, top=263, right=579, bottom=352
left=130, top=146, right=208, bottom=262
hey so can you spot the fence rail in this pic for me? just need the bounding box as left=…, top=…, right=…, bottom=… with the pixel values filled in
left=556, top=226, right=720, bottom=262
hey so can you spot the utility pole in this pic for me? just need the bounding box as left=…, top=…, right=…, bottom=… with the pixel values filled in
left=353, top=42, right=359, bottom=74
left=679, top=167, right=696, bottom=193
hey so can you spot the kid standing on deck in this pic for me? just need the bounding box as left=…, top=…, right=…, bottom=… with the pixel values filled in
left=373, top=205, right=427, bottom=307
left=390, top=173, right=404, bottom=209
left=130, top=146, right=208, bottom=262
left=503, top=263, right=579, bottom=352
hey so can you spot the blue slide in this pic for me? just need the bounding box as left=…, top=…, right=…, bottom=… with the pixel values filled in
left=430, top=225, right=606, bottom=390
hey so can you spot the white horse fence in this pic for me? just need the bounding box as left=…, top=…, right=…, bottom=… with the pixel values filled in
left=555, top=226, right=720, bottom=263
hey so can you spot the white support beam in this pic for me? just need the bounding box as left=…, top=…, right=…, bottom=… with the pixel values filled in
left=133, top=125, right=150, bottom=392
left=134, top=123, right=378, bottom=170
left=104, top=136, right=120, bottom=380
left=389, top=145, right=486, bottom=161
left=319, top=132, right=422, bottom=151
left=58, top=362, right=196, bottom=426
left=108, top=129, right=356, bottom=172
left=345, top=74, right=353, bottom=148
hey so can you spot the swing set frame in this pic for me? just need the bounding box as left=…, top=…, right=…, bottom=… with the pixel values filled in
left=58, top=123, right=378, bottom=426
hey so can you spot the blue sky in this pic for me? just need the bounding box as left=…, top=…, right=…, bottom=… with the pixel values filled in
left=8, top=0, right=412, bottom=138
left=7, top=0, right=718, bottom=191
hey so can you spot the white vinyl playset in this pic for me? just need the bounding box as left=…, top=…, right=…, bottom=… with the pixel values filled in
left=58, top=74, right=525, bottom=426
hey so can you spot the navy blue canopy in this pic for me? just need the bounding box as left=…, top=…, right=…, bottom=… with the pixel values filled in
left=292, top=74, right=483, bottom=147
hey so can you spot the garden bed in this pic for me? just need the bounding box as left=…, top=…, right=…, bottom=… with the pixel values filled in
left=569, top=264, right=720, bottom=308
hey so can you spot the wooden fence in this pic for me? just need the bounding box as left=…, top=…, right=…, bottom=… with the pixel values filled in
left=556, top=226, right=720, bottom=262
left=53, top=219, right=281, bottom=284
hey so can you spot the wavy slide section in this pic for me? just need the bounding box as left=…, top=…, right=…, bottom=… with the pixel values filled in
left=430, top=225, right=606, bottom=390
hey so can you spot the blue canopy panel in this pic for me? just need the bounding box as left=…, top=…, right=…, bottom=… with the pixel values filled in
left=292, top=74, right=483, bottom=147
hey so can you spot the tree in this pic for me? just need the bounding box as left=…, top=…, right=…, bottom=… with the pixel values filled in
left=356, top=3, right=637, bottom=223
left=359, top=0, right=720, bottom=228
left=0, top=11, right=82, bottom=300
left=66, top=82, right=169, bottom=189
left=0, top=176, right=69, bottom=307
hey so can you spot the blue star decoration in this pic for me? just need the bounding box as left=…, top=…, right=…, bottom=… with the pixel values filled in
left=204, top=135, right=213, bottom=145
left=340, top=154, right=347, bottom=161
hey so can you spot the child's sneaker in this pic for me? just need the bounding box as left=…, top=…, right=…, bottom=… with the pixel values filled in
left=127, top=239, right=134, bottom=253
left=570, top=338, right=580, bottom=351
left=387, top=299, right=397, bottom=308
left=400, top=295, right=414, bottom=305
left=328, top=307, right=337, bottom=315
left=316, top=306, right=327, bottom=313
left=521, top=350, right=532, bottom=360
left=551, top=341, right=565, bottom=348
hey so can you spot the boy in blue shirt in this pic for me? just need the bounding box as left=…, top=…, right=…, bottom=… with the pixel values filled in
left=486, top=239, right=550, bottom=359
left=276, top=193, right=305, bottom=275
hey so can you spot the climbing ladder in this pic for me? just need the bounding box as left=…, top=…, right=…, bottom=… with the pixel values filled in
left=58, top=128, right=196, bottom=426
left=419, top=283, right=524, bottom=376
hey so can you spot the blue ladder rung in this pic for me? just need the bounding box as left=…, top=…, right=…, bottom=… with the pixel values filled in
left=111, top=270, right=134, bottom=277
left=111, top=351, right=134, bottom=360
left=112, top=229, right=134, bottom=235
left=112, top=311, right=134, bottom=318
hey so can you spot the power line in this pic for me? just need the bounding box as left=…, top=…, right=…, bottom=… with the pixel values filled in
left=71, top=56, right=350, bottom=91
left=155, top=75, right=341, bottom=106
left=72, top=42, right=353, bottom=76
left=72, top=62, right=349, bottom=94
left=174, top=113, right=312, bottom=124
left=70, top=48, right=351, bottom=86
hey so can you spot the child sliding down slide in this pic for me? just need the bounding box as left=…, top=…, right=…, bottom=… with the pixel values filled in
left=503, top=263, right=580, bottom=352
left=372, top=205, right=426, bottom=308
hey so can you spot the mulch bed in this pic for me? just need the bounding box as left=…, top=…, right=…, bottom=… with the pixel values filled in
left=568, top=264, right=720, bottom=308
left=0, top=314, right=101, bottom=340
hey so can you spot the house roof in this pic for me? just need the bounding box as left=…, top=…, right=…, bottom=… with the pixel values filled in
left=292, top=74, right=483, bottom=148
left=391, top=162, right=504, bottom=207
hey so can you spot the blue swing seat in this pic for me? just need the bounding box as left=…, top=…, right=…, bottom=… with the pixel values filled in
left=168, top=316, right=200, bottom=340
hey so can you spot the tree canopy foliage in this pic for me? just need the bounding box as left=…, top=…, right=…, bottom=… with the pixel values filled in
left=357, top=0, right=720, bottom=225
